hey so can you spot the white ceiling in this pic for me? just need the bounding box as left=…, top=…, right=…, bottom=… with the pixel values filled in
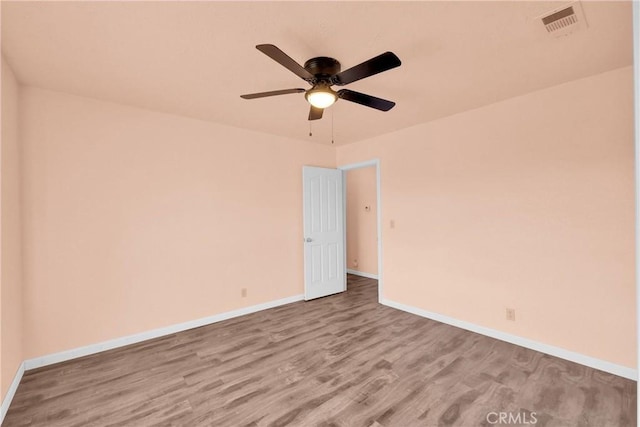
left=1, top=1, right=633, bottom=145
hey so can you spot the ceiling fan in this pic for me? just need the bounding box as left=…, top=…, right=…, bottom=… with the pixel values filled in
left=240, top=44, right=401, bottom=120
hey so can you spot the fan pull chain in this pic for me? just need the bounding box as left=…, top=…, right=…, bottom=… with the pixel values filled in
left=309, top=122, right=312, bottom=137
left=331, top=109, right=334, bottom=144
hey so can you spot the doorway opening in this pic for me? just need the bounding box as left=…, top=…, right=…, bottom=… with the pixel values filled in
left=339, top=159, right=382, bottom=301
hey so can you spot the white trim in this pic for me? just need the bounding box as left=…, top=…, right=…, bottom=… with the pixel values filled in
left=338, top=159, right=383, bottom=301
left=381, top=298, right=637, bottom=381
left=339, top=159, right=378, bottom=171
left=1, top=361, right=25, bottom=425
left=23, top=294, right=303, bottom=371
left=346, top=269, right=378, bottom=280
left=375, top=162, right=382, bottom=302
left=633, top=0, right=640, bottom=417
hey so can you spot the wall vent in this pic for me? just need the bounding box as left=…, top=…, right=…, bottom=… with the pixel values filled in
left=537, top=2, right=587, bottom=38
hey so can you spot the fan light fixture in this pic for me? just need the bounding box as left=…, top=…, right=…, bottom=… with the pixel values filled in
left=305, top=86, right=337, bottom=109
left=240, top=44, right=401, bottom=121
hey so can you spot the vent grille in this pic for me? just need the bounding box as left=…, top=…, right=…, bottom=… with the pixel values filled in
left=542, top=7, right=577, bottom=33
left=537, top=2, right=587, bottom=38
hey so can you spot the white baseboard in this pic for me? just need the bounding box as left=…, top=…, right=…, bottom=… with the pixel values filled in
left=24, top=294, right=304, bottom=371
left=346, top=269, right=378, bottom=280
left=1, top=361, right=25, bottom=425
left=380, top=298, right=637, bottom=381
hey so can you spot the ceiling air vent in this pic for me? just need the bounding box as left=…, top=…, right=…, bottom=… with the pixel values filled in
left=537, top=2, right=587, bottom=38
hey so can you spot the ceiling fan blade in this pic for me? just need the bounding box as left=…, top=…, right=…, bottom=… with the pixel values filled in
left=332, top=52, right=401, bottom=86
left=240, top=88, right=306, bottom=99
left=256, top=44, right=315, bottom=82
left=337, top=89, right=396, bottom=111
left=308, top=106, right=324, bottom=120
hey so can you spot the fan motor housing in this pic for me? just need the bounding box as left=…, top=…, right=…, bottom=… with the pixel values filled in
left=304, top=57, right=341, bottom=80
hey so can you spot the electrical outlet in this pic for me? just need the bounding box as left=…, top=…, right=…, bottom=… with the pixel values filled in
left=241, top=288, right=247, bottom=298
left=506, top=308, right=516, bottom=321
left=353, top=259, right=358, bottom=267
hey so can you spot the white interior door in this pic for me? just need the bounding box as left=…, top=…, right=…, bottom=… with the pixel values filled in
left=303, top=166, right=346, bottom=300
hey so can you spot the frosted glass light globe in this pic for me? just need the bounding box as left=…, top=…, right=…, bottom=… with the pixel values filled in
left=305, top=87, right=337, bottom=109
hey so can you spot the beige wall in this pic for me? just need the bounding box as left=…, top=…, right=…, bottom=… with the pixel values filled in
left=3, top=64, right=636, bottom=376
left=346, top=167, right=377, bottom=276
left=337, top=66, right=636, bottom=368
left=19, top=87, right=334, bottom=359
left=1, top=56, right=23, bottom=399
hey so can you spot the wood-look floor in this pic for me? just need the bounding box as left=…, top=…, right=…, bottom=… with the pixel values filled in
left=4, top=275, right=636, bottom=426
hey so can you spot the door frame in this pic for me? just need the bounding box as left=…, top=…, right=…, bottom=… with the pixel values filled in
left=338, top=159, right=383, bottom=302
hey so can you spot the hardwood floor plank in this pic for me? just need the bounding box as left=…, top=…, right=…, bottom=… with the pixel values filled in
left=4, top=275, right=636, bottom=426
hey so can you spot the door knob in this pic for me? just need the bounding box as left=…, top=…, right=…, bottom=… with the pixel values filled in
left=305, top=238, right=313, bottom=242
